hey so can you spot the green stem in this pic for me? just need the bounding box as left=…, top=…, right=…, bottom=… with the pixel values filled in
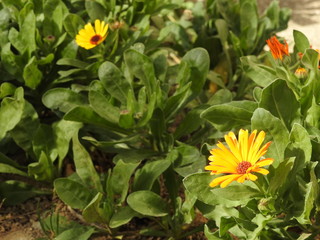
left=253, top=180, right=266, bottom=195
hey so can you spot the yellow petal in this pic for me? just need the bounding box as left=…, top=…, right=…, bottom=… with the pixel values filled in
left=84, top=23, right=95, bottom=36
left=95, top=19, right=101, bottom=35
left=209, top=174, right=240, bottom=188
left=247, top=173, right=258, bottom=181
left=215, top=143, right=240, bottom=164
left=78, top=29, right=91, bottom=39
left=101, top=23, right=109, bottom=37
left=225, top=134, right=243, bottom=162
left=239, top=129, right=249, bottom=162
left=256, top=158, right=274, bottom=167
left=237, top=174, right=247, bottom=183
left=248, top=131, right=266, bottom=163
left=253, top=141, right=271, bottom=161
left=220, top=174, right=242, bottom=188
left=208, top=157, right=237, bottom=171
left=253, top=168, right=269, bottom=175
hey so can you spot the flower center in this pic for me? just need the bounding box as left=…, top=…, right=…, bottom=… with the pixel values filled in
left=236, top=161, right=252, bottom=174
left=90, top=35, right=102, bottom=45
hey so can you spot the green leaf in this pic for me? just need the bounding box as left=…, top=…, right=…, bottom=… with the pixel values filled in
left=247, top=214, right=273, bottom=240
left=20, top=10, right=36, bottom=52
left=208, top=89, right=233, bottom=105
left=0, top=163, right=27, bottom=176
left=0, top=82, right=16, bottom=98
left=201, top=101, right=257, bottom=131
left=259, top=79, right=300, bottom=129
left=42, top=88, right=87, bottom=113
left=268, top=157, right=294, bottom=195
left=173, top=144, right=206, bottom=177
left=109, top=206, right=137, bottom=228
left=183, top=173, right=262, bottom=208
left=113, top=150, right=156, bottom=164
left=0, top=152, right=26, bottom=170
left=124, top=49, right=156, bottom=97
left=64, top=106, right=123, bottom=133
left=220, top=217, right=237, bottom=237
left=89, top=90, right=120, bottom=124
left=37, top=53, right=54, bottom=65
left=164, top=82, right=192, bottom=120
left=9, top=10, right=36, bottom=55
left=127, top=190, right=168, bottom=217
left=180, top=48, right=210, bottom=95
left=204, top=224, right=228, bottom=240
left=63, top=14, right=85, bottom=38
left=294, top=162, right=318, bottom=224
left=111, top=160, right=140, bottom=203
left=54, top=178, right=94, bottom=210
left=251, top=108, right=290, bottom=167
left=306, top=97, right=320, bottom=128
left=149, top=108, right=165, bottom=147
left=136, top=89, right=157, bottom=127
left=28, top=151, right=55, bottom=182
left=23, top=56, right=42, bottom=89
left=85, top=0, right=106, bottom=21
left=98, top=61, right=130, bottom=104
left=0, top=87, right=25, bottom=140
left=56, top=58, right=89, bottom=69
left=0, top=181, right=47, bottom=206
left=215, top=19, right=228, bottom=47
left=302, top=49, right=320, bottom=70
left=72, top=135, right=103, bottom=192
left=83, top=192, right=108, bottom=223
left=241, top=56, right=276, bottom=87
left=174, top=105, right=208, bottom=139
left=43, top=0, right=60, bottom=17
left=10, top=101, right=39, bottom=154
left=52, top=120, right=83, bottom=166
left=32, top=124, right=56, bottom=161
left=285, top=123, right=312, bottom=173
left=1, top=43, right=21, bottom=78
left=54, top=226, right=95, bottom=240
left=133, top=158, right=171, bottom=191
left=293, top=30, right=310, bottom=53
left=240, top=1, right=258, bottom=52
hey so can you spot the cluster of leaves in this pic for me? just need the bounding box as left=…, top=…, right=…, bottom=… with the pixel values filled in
left=0, top=0, right=303, bottom=239
left=185, top=31, right=320, bottom=239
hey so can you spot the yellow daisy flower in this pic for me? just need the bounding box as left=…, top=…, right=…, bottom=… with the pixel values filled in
left=205, top=129, right=274, bottom=188
left=75, top=19, right=109, bottom=50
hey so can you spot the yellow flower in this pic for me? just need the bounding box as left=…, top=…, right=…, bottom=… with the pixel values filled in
left=75, top=19, right=109, bottom=50
left=205, top=129, right=274, bottom=188
left=295, top=67, right=308, bottom=78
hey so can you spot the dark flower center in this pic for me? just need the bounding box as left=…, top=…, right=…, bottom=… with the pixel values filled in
left=236, top=161, right=252, bottom=174
left=90, top=35, right=102, bottom=45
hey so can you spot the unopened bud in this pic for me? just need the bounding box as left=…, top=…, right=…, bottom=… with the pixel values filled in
left=295, top=67, right=308, bottom=78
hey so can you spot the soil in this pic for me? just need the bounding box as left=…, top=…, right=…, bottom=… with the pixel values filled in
left=0, top=194, right=206, bottom=240
left=0, top=196, right=50, bottom=240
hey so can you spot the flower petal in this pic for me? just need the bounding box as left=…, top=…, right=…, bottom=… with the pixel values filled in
left=256, top=158, right=274, bottom=167
left=209, top=174, right=241, bottom=188
left=253, top=168, right=269, bottom=175
left=95, top=19, right=101, bottom=35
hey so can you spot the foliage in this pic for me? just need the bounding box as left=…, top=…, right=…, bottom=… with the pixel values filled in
left=186, top=31, right=320, bottom=239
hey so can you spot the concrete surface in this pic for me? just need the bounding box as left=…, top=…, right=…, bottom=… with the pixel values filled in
left=259, top=0, right=320, bottom=49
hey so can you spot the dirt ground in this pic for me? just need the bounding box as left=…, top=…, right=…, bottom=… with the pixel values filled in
left=0, top=196, right=52, bottom=240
